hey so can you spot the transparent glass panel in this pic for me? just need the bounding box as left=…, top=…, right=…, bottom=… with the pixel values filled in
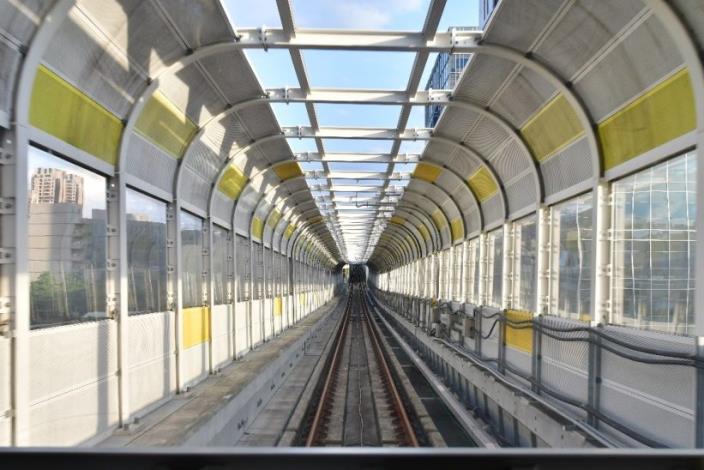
left=213, top=226, right=230, bottom=305
left=253, top=242, right=263, bottom=300
left=488, top=228, right=503, bottom=308
left=514, top=215, right=537, bottom=312
left=181, top=211, right=204, bottom=309
left=550, top=193, right=592, bottom=320
left=237, top=234, right=251, bottom=301
left=611, top=152, right=696, bottom=335
left=28, top=147, right=107, bottom=328
left=126, top=189, right=167, bottom=315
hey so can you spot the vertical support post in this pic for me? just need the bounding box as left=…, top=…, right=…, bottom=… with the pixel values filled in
left=229, top=229, right=237, bottom=360
left=536, top=206, right=550, bottom=315
left=531, top=314, right=542, bottom=394
left=171, top=205, right=184, bottom=392
left=501, top=222, right=512, bottom=311
left=477, top=233, right=487, bottom=306
left=205, top=219, right=214, bottom=373
left=248, top=235, right=254, bottom=349
left=498, top=309, right=506, bottom=375
left=109, top=177, right=129, bottom=425
left=591, top=181, right=611, bottom=327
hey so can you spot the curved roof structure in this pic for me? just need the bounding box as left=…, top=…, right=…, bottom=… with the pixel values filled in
left=2, top=0, right=702, bottom=271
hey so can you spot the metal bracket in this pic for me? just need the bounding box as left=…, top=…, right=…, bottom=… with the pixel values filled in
left=0, top=142, right=14, bottom=165
left=0, top=248, right=14, bottom=264
left=106, top=225, right=118, bottom=236
left=259, top=25, right=268, bottom=52
left=0, top=197, right=15, bottom=214
left=106, top=258, right=118, bottom=271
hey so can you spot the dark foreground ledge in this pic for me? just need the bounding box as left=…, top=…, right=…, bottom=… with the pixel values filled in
left=1, top=448, right=704, bottom=470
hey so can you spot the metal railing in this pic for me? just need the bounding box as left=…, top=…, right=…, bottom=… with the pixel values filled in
left=373, top=289, right=702, bottom=448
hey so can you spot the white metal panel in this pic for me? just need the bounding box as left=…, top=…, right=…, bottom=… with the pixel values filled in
left=127, top=311, right=176, bottom=416
left=181, top=343, right=208, bottom=389
left=234, top=302, right=249, bottom=357
left=0, top=336, right=10, bottom=445
left=211, top=304, right=233, bottom=369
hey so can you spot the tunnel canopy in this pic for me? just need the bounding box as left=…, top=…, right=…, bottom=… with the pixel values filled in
left=2, top=0, right=703, bottom=271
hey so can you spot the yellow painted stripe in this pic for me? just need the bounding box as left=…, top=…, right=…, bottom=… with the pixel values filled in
left=390, top=215, right=405, bottom=225
left=521, top=93, right=585, bottom=162
left=417, top=224, right=431, bottom=241
left=267, top=209, right=282, bottom=229
left=183, top=307, right=210, bottom=349
left=274, top=161, right=303, bottom=180
left=274, top=297, right=283, bottom=316
left=308, top=215, right=323, bottom=225
left=251, top=216, right=264, bottom=239
left=135, top=91, right=198, bottom=158
left=412, top=162, right=443, bottom=183
left=284, top=223, right=296, bottom=240
left=218, top=165, right=248, bottom=200
left=431, top=209, right=447, bottom=230
left=451, top=217, right=464, bottom=242
left=467, top=166, right=498, bottom=202
left=29, top=65, right=123, bottom=165
left=599, top=68, right=696, bottom=170
left=505, top=310, right=532, bottom=353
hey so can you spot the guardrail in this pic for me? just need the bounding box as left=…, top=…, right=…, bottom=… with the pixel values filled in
left=372, top=289, right=702, bottom=448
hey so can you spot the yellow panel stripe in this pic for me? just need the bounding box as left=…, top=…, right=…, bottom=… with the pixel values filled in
left=218, top=165, right=248, bottom=200
left=274, top=161, right=303, bottom=180
left=251, top=216, right=264, bottom=239
left=521, top=93, right=585, bottom=162
left=467, top=166, right=498, bottom=202
left=30, top=65, right=123, bottom=166
left=412, top=162, right=443, bottom=183
left=135, top=90, right=198, bottom=159
left=390, top=215, right=405, bottom=225
left=599, top=68, right=696, bottom=170
left=183, top=307, right=210, bottom=349
left=267, top=209, right=282, bottom=228
left=431, top=209, right=447, bottom=230
left=417, top=224, right=431, bottom=241
left=505, top=310, right=533, bottom=353
left=284, top=224, right=296, bottom=240
left=274, top=297, right=282, bottom=316
left=451, top=217, right=464, bottom=242
left=308, top=215, right=323, bottom=225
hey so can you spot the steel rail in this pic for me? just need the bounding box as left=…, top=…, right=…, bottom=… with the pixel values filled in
left=305, top=291, right=352, bottom=447
left=360, top=289, right=419, bottom=447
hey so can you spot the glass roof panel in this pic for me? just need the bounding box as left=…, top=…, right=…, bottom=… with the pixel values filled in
left=323, top=139, right=394, bottom=153
left=304, top=51, right=416, bottom=89
left=437, top=0, right=481, bottom=31
left=291, top=0, right=431, bottom=30
left=328, top=162, right=389, bottom=172
left=315, top=104, right=401, bottom=128
left=222, top=0, right=282, bottom=28
left=244, top=50, right=299, bottom=88
left=270, top=103, right=311, bottom=127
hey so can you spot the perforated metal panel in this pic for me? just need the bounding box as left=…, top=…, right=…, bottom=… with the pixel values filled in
left=77, top=0, right=185, bottom=76
left=155, top=0, right=233, bottom=48
left=236, top=103, right=279, bottom=140
left=28, top=321, right=119, bottom=445
left=481, top=194, right=504, bottom=226
left=29, top=321, right=118, bottom=403
left=493, top=67, right=557, bottom=128
left=434, top=107, right=480, bottom=141
left=541, top=137, right=592, bottom=197
left=0, top=39, right=20, bottom=123
left=0, top=0, right=53, bottom=45
left=462, top=116, right=510, bottom=158
left=127, top=311, right=176, bottom=416
left=198, top=51, right=261, bottom=104
left=125, top=132, right=179, bottom=195
left=185, top=139, right=224, bottom=181
left=534, top=0, right=646, bottom=80
left=575, top=15, right=684, bottom=122
left=454, top=54, right=516, bottom=105
left=162, top=64, right=224, bottom=125
left=485, top=0, right=566, bottom=52
left=211, top=304, right=233, bottom=369
left=180, top=166, right=212, bottom=210
left=539, top=316, right=589, bottom=405
left=506, top=172, right=536, bottom=216
left=490, top=139, right=531, bottom=181
left=212, top=190, right=234, bottom=224
left=45, top=9, right=147, bottom=118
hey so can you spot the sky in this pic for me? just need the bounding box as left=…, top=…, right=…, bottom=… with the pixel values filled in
left=221, top=0, right=481, bottom=260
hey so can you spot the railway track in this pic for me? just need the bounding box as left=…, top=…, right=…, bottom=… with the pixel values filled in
left=301, top=285, right=422, bottom=447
